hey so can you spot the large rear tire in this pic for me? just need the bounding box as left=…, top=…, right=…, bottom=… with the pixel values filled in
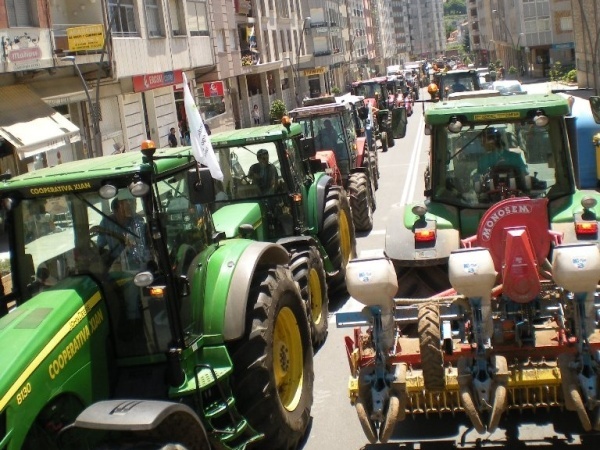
left=319, top=187, right=357, bottom=297
left=228, top=266, right=313, bottom=450
left=290, top=246, right=329, bottom=349
left=417, top=302, right=445, bottom=391
left=348, top=172, right=374, bottom=232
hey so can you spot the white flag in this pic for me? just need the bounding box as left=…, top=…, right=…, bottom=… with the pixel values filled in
left=182, top=73, right=223, bottom=181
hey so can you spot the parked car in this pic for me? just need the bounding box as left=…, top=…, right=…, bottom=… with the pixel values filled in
left=491, top=80, right=526, bottom=95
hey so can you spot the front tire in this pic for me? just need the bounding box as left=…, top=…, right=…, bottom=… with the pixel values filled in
left=380, top=132, right=389, bottom=152
left=319, top=187, right=357, bottom=296
left=290, top=247, right=329, bottom=349
left=228, top=266, right=314, bottom=450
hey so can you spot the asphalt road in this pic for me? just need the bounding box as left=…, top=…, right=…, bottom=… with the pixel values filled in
left=298, top=84, right=600, bottom=450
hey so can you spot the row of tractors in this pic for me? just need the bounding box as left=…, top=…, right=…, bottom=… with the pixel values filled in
left=337, top=86, right=600, bottom=443
left=0, top=78, right=414, bottom=448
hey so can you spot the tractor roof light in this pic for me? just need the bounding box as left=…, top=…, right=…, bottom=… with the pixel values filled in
left=99, top=183, right=118, bottom=199
left=533, top=110, right=549, bottom=127
left=448, top=116, right=463, bottom=133
left=581, top=196, right=597, bottom=210
left=411, top=204, right=427, bottom=218
left=129, top=175, right=150, bottom=197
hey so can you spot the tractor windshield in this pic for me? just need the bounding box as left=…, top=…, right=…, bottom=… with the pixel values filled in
left=212, top=142, right=285, bottom=200
left=352, top=83, right=379, bottom=99
left=432, top=117, right=573, bottom=208
left=9, top=176, right=209, bottom=357
left=295, top=114, right=355, bottom=177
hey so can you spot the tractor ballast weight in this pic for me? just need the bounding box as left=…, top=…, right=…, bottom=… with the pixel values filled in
left=0, top=147, right=314, bottom=449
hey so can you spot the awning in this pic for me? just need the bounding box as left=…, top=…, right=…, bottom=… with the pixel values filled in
left=0, top=85, right=81, bottom=160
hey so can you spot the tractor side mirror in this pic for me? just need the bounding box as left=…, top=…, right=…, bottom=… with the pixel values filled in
left=590, top=97, right=600, bottom=124
left=187, top=167, right=216, bottom=205
left=357, top=106, right=368, bottom=121
left=301, top=137, right=316, bottom=158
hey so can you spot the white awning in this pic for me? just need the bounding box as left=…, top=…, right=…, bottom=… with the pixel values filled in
left=0, top=85, right=81, bottom=160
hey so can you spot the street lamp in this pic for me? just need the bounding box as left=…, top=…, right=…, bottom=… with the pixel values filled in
left=62, top=56, right=99, bottom=159
left=295, top=17, right=311, bottom=106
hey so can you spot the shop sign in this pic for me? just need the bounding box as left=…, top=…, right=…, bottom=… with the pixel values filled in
left=133, top=70, right=184, bottom=92
left=1, top=28, right=53, bottom=70
left=551, top=42, right=574, bottom=50
left=303, top=67, right=327, bottom=76
left=202, top=81, right=224, bottom=97
left=67, top=24, right=104, bottom=51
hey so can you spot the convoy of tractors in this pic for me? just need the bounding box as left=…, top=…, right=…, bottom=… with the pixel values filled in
left=2, top=68, right=600, bottom=450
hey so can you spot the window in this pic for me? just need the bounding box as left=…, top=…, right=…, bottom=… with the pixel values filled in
left=187, top=0, right=209, bottom=37
left=144, top=0, right=164, bottom=37
left=108, top=0, right=139, bottom=36
left=7, top=0, right=36, bottom=27
left=168, top=0, right=186, bottom=36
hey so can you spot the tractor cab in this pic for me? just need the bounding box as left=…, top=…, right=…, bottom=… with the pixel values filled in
left=289, top=97, right=358, bottom=184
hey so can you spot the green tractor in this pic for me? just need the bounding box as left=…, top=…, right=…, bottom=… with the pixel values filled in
left=0, top=145, right=313, bottom=449
left=208, top=121, right=357, bottom=346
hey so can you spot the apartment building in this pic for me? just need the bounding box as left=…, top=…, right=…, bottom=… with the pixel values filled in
left=469, top=0, right=575, bottom=78
left=571, top=0, right=600, bottom=92
left=408, top=0, right=445, bottom=61
left=0, top=0, right=214, bottom=175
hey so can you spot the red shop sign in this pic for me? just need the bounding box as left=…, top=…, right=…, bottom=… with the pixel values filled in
left=202, top=81, right=224, bottom=97
left=133, top=70, right=184, bottom=92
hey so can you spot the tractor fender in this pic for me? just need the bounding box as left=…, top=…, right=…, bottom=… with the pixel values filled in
left=221, top=241, right=291, bottom=341
left=355, top=136, right=367, bottom=167
left=308, top=173, right=335, bottom=234
left=65, top=399, right=209, bottom=445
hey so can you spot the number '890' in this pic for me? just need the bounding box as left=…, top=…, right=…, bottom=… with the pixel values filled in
left=16, top=383, right=32, bottom=405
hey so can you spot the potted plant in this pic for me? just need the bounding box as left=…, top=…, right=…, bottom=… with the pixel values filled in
left=269, top=99, right=287, bottom=124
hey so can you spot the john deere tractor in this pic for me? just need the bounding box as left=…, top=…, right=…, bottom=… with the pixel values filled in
left=207, top=120, right=357, bottom=346
left=334, top=92, right=600, bottom=444
left=0, top=145, right=313, bottom=449
left=288, top=94, right=378, bottom=232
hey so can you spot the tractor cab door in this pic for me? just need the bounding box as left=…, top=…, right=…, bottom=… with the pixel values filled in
left=391, top=107, right=408, bottom=139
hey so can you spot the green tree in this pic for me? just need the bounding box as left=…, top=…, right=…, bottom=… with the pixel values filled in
left=444, top=0, right=466, bottom=15
left=269, top=99, right=287, bottom=123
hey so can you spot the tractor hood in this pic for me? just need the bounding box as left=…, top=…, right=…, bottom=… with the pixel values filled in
left=212, top=202, right=264, bottom=239
left=0, top=276, right=108, bottom=413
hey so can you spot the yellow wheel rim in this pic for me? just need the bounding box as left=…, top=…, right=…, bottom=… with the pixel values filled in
left=308, top=267, right=323, bottom=326
left=339, top=207, right=353, bottom=266
left=274, top=306, right=304, bottom=411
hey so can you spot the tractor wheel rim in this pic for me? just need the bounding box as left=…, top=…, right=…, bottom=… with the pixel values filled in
left=308, top=267, right=323, bottom=325
left=339, top=207, right=352, bottom=266
left=274, top=306, right=304, bottom=411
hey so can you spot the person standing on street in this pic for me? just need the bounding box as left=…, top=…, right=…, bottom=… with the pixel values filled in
left=168, top=127, right=178, bottom=147
left=251, top=104, right=261, bottom=125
